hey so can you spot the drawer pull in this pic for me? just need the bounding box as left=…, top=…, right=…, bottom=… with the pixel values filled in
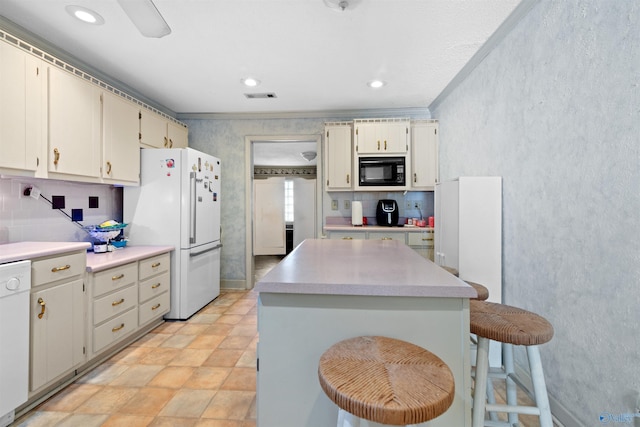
left=341, top=237, right=353, bottom=240
left=37, top=297, right=46, bottom=319
left=51, top=264, right=71, bottom=273
left=112, top=323, right=125, bottom=332
left=151, top=303, right=161, bottom=311
left=112, top=298, right=125, bottom=306
left=151, top=283, right=161, bottom=289
left=381, top=237, right=393, bottom=240
left=112, top=274, right=125, bottom=281
left=151, top=262, right=161, bottom=268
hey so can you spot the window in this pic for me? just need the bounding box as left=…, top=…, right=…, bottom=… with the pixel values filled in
left=284, top=179, right=294, bottom=222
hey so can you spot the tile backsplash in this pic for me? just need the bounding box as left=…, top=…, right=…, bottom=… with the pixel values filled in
left=0, top=177, right=122, bottom=244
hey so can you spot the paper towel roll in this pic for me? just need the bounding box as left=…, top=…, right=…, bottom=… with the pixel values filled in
left=351, top=201, right=363, bottom=226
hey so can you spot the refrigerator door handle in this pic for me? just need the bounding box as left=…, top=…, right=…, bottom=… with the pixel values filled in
left=190, top=243, right=223, bottom=257
left=190, top=171, right=197, bottom=244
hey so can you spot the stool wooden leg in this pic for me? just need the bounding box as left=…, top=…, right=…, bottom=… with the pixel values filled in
left=338, top=409, right=361, bottom=427
left=503, top=343, right=519, bottom=426
left=472, top=336, right=490, bottom=427
left=527, top=345, right=553, bottom=427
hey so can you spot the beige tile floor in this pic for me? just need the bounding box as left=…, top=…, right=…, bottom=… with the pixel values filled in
left=15, top=255, right=548, bottom=427
left=16, top=290, right=259, bottom=427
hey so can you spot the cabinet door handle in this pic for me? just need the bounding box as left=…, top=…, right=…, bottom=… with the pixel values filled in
left=346, top=174, right=350, bottom=184
left=51, top=264, right=71, bottom=273
left=164, top=136, right=168, bottom=147
left=342, top=237, right=353, bottom=240
left=106, top=161, right=112, bottom=175
left=37, top=297, right=46, bottom=319
left=377, top=140, right=380, bottom=150
left=151, top=262, right=161, bottom=268
left=384, top=140, right=387, bottom=150
left=151, top=303, right=161, bottom=311
left=112, top=274, right=125, bottom=281
left=112, top=298, right=125, bottom=306
left=414, top=173, right=417, bottom=183
left=151, top=283, right=161, bottom=289
left=53, top=148, right=60, bottom=165
left=112, top=323, right=125, bottom=332
left=169, top=138, right=174, bottom=148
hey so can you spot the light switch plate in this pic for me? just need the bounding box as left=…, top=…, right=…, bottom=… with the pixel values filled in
left=344, top=200, right=350, bottom=210
left=331, top=200, right=338, bottom=210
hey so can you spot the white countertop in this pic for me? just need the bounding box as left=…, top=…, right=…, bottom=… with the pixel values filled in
left=0, top=241, right=92, bottom=264
left=324, top=225, right=434, bottom=233
left=86, top=245, right=174, bottom=272
left=255, top=239, right=475, bottom=298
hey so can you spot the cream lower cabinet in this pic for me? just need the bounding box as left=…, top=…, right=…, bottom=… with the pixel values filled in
left=86, top=252, right=171, bottom=359
left=138, top=253, right=170, bottom=326
left=30, top=250, right=86, bottom=393
left=326, top=229, right=434, bottom=260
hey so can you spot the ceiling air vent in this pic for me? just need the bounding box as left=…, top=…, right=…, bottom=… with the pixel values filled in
left=244, top=93, right=277, bottom=99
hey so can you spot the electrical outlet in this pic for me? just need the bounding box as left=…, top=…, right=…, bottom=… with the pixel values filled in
left=414, top=201, right=423, bottom=210
left=331, top=200, right=338, bottom=210
left=344, top=200, right=350, bottom=210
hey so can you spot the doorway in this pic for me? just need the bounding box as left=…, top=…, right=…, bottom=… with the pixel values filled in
left=245, top=135, right=322, bottom=288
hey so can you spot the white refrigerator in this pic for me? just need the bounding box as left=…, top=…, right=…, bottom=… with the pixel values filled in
left=124, top=148, right=221, bottom=320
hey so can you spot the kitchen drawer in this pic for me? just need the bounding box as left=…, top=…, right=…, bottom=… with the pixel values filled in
left=328, top=232, right=366, bottom=240
left=139, top=253, right=170, bottom=280
left=93, top=262, right=137, bottom=298
left=407, top=231, right=434, bottom=246
left=94, top=284, right=137, bottom=325
left=139, top=291, right=169, bottom=326
left=32, top=251, right=85, bottom=287
left=139, top=271, right=170, bottom=303
left=93, top=307, right=138, bottom=353
left=368, top=232, right=406, bottom=242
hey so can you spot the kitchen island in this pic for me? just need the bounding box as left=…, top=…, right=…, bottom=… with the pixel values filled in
left=254, top=238, right=476, bottom=427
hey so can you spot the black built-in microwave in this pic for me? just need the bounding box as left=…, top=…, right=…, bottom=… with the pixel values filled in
left=358, top=156, right=405, bottom=187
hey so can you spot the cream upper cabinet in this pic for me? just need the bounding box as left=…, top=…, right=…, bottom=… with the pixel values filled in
left=102, top=91, right=140, bottom=184
left=48, top=66, right=101, bottom=179
left=140, top=108, right=188, bottom=149
left=0, top=40, right=45, bottom=174
left=324, top=123, right=352, bottom=191
left=167, top=120, right=188, bottom=148
left=354, top=119, right=409, bottom=154
left=410, top=121, right=439, bottom=190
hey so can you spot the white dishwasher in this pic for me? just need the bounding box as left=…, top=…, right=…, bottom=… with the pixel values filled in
left=0, top=260, right=31, bottom=427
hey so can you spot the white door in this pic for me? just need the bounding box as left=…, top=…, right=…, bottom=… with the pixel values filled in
left=253, top=178, right=286, bottom=255
left=292, top=178, right=316, bottom=249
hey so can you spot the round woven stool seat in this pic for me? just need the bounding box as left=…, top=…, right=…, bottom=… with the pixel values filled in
left=318, top=336, right=455, bottom=426
left=465, top=281, right=489, bottom=301
left=470, top=300, right=554, bottom=346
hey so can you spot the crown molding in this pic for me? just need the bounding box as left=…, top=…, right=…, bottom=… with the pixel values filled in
left=428, top=0, right=540, bottom=113
left=177, top=107, right=431, bottom=121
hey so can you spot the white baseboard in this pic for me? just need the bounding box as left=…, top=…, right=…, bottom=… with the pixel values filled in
left=513, top=363, right=585, bottom=427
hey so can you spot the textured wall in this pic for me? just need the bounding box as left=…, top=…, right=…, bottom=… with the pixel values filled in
left=431, top=1, right=639, bottom=425
left=184, top=118, right=326, bottom=283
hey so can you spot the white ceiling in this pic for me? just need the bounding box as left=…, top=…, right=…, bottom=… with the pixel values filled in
left=0, top=0, right=522, bottom=115
left=253, top=141, right=318, bottom=167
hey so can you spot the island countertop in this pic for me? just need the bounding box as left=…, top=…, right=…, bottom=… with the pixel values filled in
left=255, top=238, right=476, bottom=298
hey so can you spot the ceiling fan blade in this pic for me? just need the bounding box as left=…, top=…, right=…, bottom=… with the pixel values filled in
left=117, top=0, right=171, bottom=38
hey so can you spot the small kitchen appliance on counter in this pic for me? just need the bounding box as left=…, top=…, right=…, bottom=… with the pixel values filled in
left=376, top=199, right=399, bottom=226
left=351, top=201, right=363, bottom=226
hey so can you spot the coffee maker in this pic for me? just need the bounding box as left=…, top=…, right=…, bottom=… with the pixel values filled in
left=376, top=199, right=399, bottom=226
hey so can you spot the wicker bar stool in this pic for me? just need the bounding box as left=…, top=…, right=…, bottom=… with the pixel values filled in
left=318, top=336, right=455, bottom=427
left=466, top=281, right=489, bottom=301
left=470, top=300, right=554, bottom=427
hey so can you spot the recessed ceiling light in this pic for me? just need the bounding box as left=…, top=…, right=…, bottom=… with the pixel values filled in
left=242, top=78, right=261, bottom=87
left=65, top=5, right=105, bottom=25
left=367, top=80, right=386, bottom=89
